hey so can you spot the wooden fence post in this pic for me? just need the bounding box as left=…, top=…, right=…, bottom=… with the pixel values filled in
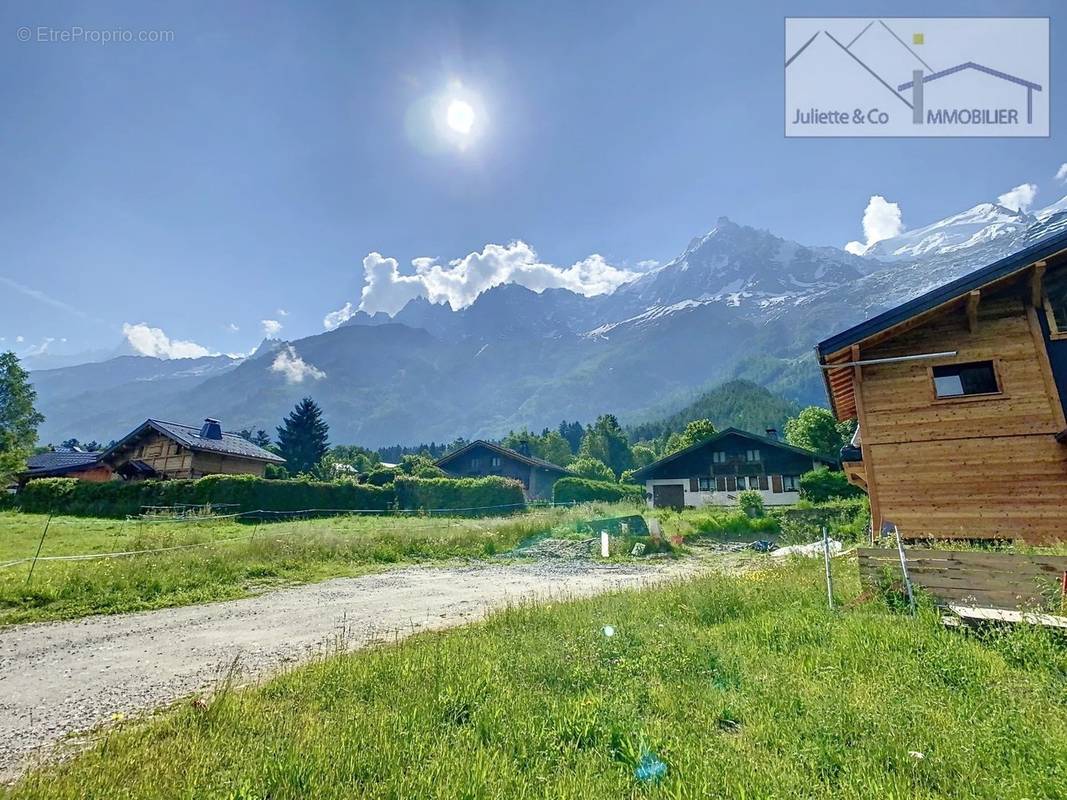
left=26, top=512, right=53, bottom=585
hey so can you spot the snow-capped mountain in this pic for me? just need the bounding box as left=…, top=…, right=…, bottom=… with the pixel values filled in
left=862, top=203, right=1032, bottom=260
left=29, top=193, right=1067, bottom=445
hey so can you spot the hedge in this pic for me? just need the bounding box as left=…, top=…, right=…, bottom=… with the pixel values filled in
left=16, top=475, right=395, bottom=518
left=14, top=474, right=530, bottom=518
left=393, top=476, right=525, bottom=514
left=553, top=477, right=646, bottom=505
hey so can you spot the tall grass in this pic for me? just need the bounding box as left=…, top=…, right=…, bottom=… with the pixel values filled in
left=0, top=505, right=625, bottom=625
left=8, top=560, right=1066, bottom=798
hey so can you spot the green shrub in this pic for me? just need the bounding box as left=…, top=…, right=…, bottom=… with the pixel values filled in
left=690, top=509, right=779, bottom=538
left=568, top=456, right=615, bottom=482
left=17, top=476, right=395, bottom=518
left=393, top=476, right=525, bottom=514
left=773, top=497, right=870, bottom=544
left=364, top=467, right=398, bottom=486
left=737, top=489, right=765, bottom=518
left=798, top=468, right=864, bottom=502
left=553, top=477, right=645, bottom=505
left=0, top=491, right=17, bottom=511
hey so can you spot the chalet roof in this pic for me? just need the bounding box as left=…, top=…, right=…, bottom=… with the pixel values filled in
left=436, top=440, right=575, bottom=475
left=816, top=225, right=1067, bottom=419
left=102, top=419, right=285, bottom=464
left=20, top=450, right=104, bottom=477
left=631, top=427, right=834, bottom=481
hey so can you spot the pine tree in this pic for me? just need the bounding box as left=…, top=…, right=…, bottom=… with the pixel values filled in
left=0, top=351, right=45, bottom=481
left=276, top=397, right=330, bottom=475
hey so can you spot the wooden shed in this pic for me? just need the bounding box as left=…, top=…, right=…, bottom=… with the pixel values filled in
left=817, top=228, right=1067, bottom=542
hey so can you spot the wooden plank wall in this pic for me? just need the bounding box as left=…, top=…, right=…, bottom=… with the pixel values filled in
left=857, top=548, right=1067, bottom=610
left=857, top=294, right=1067, bottom=541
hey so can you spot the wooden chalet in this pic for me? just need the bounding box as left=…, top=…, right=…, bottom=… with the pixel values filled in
left=817, top=228, right=1067, bottom=543
left=435, top=440, right=574, bottom=500
left=631, top=427, right=835, bottom=509
left=101, top=418, right=285, bottom=480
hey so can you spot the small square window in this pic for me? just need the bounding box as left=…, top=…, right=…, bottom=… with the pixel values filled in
left=782, top=475, right=799, bottom=492
left=932, top=361, right=999, bottom=398
left=470, top=457, right=480, bottom=470
left=490, top=456, right=501, bottom=468
left=746, top=449, right=760, bottom=462
left=712, top=451, right=726, bottom=464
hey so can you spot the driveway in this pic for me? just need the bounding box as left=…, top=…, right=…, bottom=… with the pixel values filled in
left=0, top=556, right=696, bottom=779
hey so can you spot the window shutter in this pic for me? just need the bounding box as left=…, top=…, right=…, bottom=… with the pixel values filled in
left=716, top=476, right=726, bottom=492
left=771, top=475, right=783, bottom=493
left=726, top=476, right=736, bottom=492
left=758, top=474, right=769, bottom=491
left=689, top=477, right=698, bottom=492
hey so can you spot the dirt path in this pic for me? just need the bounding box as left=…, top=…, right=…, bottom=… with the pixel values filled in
left=0, top=556, right=703, bottom=780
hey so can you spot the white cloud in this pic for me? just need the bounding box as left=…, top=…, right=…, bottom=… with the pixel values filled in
left=15, top=335, right=24, bottom=343
left=323, top=302, right=356, bottom=329
left=277, top=308, right=290, bottom=316
left=121, top=322, right=215, bottom=359
left=844, top=195, right=904, bottom=255
left=997, top=183, right=1038, bottom=212
left=25, top=337, right=55, bottom=357
left=261, top=319, right=283, bottom=336
left=227, top=322, right=240, bottom=332
left=1056, top=163, right=1067, bottom=183
left=324, top=243, right=640, bottom=324
left=270, top=345, right=326, bottom=383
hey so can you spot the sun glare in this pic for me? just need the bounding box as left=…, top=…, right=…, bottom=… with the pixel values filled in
left=446, top=99, right=476, bottom=134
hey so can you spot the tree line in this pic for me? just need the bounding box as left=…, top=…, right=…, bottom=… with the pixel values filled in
left=1, top=349, right=854, bottom=488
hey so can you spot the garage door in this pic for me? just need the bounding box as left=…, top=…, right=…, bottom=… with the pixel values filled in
left=652, top=483, right=685, bottom=509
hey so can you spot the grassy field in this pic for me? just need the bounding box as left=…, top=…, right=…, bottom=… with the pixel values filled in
left=0, top=504, right=633, bottom=625
left=6, top=559, right=1065, bottom=799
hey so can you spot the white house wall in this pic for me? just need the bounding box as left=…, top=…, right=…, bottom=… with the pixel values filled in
left=644, top=478, right=800, bottom=508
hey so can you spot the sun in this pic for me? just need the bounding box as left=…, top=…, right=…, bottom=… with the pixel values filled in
left=446, top=99, right=475, bottom=134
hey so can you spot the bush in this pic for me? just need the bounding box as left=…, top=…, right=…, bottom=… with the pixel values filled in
left=553, top=477, right=645, bottom=505
left=798, top=468, right=864, bottom=503
left=17, top=476, right=396, bottom=518
left=737, top=489, right=765, bottom=518
left=690, top=509, right=779, bottom=538
left=568, top=457, right=615, bottom=482
left=393, top=476, right=525, bottom=514
left=364, top=467, right=398, bottom=486
left=773, top=497, right=870, bottom=545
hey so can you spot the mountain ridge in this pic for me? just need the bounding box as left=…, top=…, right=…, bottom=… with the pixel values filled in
left=27, top=193, right=1067, bottom=446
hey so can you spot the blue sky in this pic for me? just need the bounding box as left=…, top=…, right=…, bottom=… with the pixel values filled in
left=2, top=0, right=1065, bottom=359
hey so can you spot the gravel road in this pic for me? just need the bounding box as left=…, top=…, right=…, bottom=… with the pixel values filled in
left=0, top=556, right=695, bottom=780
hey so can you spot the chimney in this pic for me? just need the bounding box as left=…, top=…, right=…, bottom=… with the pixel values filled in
left=765, top=428, right=778, bottom=440
left=516, top=441, right=531, bottom=457
left=200, top=418, right=223, bottom=440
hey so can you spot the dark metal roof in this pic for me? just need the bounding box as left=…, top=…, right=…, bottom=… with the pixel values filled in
left=816, top=226, right=1067, bottom=360
left=102, top=419, right=285, bottom=464
left=436, top=440, right=575, bottom=475
left=21, top=451, right=104, bottom=477
left=631, top=427, right=835, bottom=481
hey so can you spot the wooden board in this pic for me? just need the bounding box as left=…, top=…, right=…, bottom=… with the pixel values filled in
left=857, top=548, right=1067, bottom=610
